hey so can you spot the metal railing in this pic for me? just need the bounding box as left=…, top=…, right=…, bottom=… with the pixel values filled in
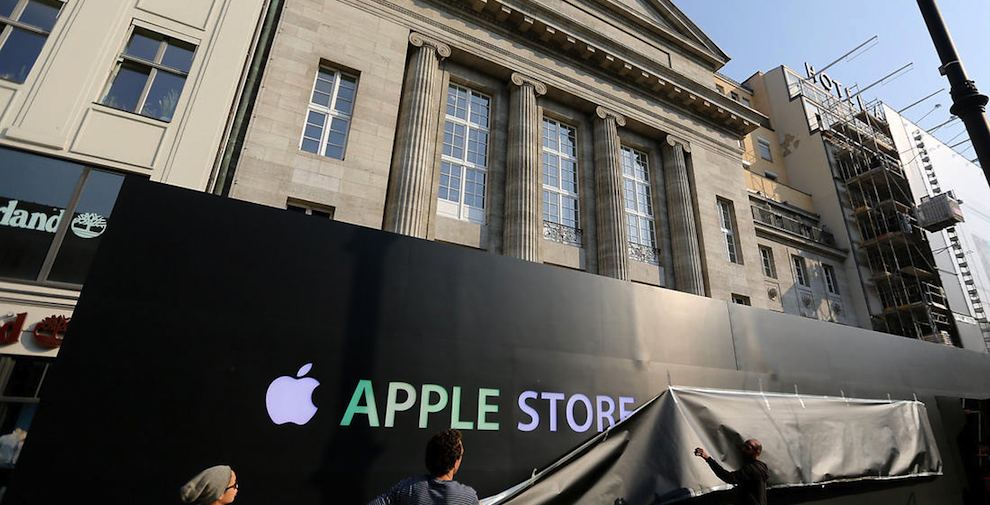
left=628, top=242, right=660, bottom=265
left=543, top=220, right=582, bottom=246
left=750, top=205, right=836, bottom=247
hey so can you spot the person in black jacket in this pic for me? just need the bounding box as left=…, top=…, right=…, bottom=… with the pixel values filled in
left=694, top=439, right=769, bottom=505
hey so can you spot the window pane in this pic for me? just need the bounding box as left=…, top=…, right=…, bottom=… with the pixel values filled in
left=324, top=117, right=349, bottom=159
left=337, top=81, right=355, bottom=102
left=562, top=196, right=578, bottom=228
left=0, top=28, right=46, bottom=83
left=623, top=180, right=636, bottom=210
left=19, top=0, right=61, bottom=32
left=0, top=0, right=17, bottom=17
left=467, top=129, right=488, bottom=166
left=307, top=111, right=326, bottom=127
left=48, top=170, right=125, bottom=284
left=447, top=85, right=467, bottom=119
left=317, top=69, right=335, bottom=82
left=160, top=40, right=195, bottom=73
left=300, top=138, right=319, bottom=154
left=2, top=357, right=48, bottom=398
left=469, top=92, right=489, bottom=128
left=464, top=168, right=485, bottom=208
left=0, top=149, right=85, bottom=281
left=324, top=144, right=343, bottom=160
left=561, top=126, right=576, bottom=157
left=311, top=90, right=331, bottom=107
left=140, top=71, right=186, bottom=121
left=101, top=62, right=150, bottom=112
left=334, top=96, right=353, bottom=115
left=626, top=214, right=639, bottom=243
left=314, top=77, right=333, bottom=94
left=124, top=30, right=162, bottom=62
left=304, top=124, right=322, bottom=140
left=561, top=160, right=577, bottom=193
left=543, top=154, right=558, bottom=188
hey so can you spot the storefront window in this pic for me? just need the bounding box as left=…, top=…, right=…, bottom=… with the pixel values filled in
left=0, top=356, right=50, bottom=478
left=0, top=147, right=124, bottom=287
left=48, top=170, right=125, bottom=284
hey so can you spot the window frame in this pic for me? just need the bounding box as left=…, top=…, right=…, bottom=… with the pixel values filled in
left=823, top=264, right=839, bottom=294
left=299, top=65, right=358, bottom=160
left=438, top=83, right=491, bottom=224
left=98, top=25, right=197, bottom=122
left=731, top=294, right=751, bottom=306
left=0, top=0, right=63, bottom=84
left=757, top=138, right=773, bottom=162
left=717, top=198, right=739, bottom=263
left=286, top=200, right=335, bottom=220
left=759, top=245, right=776, bottom=278
left=541, top=117, right=581, bottom=245
left=793, top=255, right=809, bottom=287
left=0, top=158, right=124, bottom=290
left=621, top=146, right=658, bottom=263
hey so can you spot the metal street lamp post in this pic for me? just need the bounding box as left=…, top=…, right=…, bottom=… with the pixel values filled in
left=916, top=0, right=990, bottom=179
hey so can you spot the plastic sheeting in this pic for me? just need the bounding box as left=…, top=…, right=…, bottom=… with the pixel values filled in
left=487, top=387, right=942, bottom=505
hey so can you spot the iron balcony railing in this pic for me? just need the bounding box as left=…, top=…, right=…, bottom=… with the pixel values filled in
left=543, top=220, right=582, bottom=246
left=628, top=242, right=660, bottom=265
left=751, top=205, right=835, bottom=247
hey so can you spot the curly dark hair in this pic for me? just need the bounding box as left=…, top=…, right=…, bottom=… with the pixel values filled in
left=425, top=429, right=463, bottom=477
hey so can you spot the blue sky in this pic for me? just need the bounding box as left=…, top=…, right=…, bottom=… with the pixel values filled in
left=677, top=0, right=989, bottom=158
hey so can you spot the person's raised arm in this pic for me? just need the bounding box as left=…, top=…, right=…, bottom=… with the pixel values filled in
left=694, top=447, right=738, bottom=485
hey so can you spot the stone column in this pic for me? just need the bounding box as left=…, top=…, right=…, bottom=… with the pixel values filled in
left=384, top=33, right=451, bottom=238
left=662, top=135, right=705, bottom=295
left=503, top=72, right=546, bottom=262
left=593, top=106, right=629, bottom=280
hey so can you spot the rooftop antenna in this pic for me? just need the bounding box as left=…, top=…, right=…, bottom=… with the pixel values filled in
left=899, top=88, right=945, bottom=113
left=928, top=115, right=960, bottom=133
left=809, top=35, right=879, bottom=78
left=844, top=63, right=914, bottom=103
left=915, top=103, right=942, bottom=123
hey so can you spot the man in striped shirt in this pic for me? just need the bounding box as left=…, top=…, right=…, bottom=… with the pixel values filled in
left=366, top=429, right=480, bottom=505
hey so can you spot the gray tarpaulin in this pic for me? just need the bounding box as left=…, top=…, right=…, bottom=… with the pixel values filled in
left=486, top=387, right=942, bottom=505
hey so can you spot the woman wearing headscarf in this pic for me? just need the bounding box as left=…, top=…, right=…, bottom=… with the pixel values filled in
left=180, top=465, right=239, bottom=505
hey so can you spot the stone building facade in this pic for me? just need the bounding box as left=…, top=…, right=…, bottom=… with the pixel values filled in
left=226, top=0, right=775, bottom=303
left=715, top=71, right=855, bottom=323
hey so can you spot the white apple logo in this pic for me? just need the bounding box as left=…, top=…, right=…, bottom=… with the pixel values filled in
left=266, top=363, right=320, bottom=425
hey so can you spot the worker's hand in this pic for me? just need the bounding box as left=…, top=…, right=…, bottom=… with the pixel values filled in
left=694, top=447, right=709, bottom=459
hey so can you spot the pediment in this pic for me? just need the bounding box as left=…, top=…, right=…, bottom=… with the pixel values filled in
left=599, top=0, right=730, bottom=66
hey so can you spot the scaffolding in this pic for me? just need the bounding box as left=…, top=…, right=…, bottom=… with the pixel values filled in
left=788, top=70, right=958, bottom=346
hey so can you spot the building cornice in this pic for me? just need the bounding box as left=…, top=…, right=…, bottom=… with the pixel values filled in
left=431, top=0, right=764, bottom=136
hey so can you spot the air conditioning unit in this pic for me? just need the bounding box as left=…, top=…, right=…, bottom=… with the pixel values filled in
left=917, top=191, right=965, bottom=232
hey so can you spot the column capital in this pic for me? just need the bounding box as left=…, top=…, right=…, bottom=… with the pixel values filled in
left=510, top=72, right=547, bottom=96
left=409, top=32, right=451, bottom=58
left=595, top=106, right=626, bottom=127
left=665, top=134, right=691, bottom=153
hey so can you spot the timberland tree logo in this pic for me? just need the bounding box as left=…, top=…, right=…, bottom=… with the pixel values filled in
left=0, top=200, right=107, bottom=238
left=70, top=212, right=107, bottom=238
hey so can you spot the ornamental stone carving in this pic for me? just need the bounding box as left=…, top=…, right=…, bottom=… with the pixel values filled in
left=408, top=32, right=451, bottom=58
left=594, top=106, right=626, bottom=126
left=665, top=134, right=692, bottom=153
left=509, top=72, right=547, bottom=96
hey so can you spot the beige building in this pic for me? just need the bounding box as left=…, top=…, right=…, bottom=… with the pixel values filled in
left=0, top=0, right=267, bottom=439
left=222, top=0, right=787, bottom=308
left=736, top=65, right=965, bottom=347
left=714, top=71, right=855, bottom=323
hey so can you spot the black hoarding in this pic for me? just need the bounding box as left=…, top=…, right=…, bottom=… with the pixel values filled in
left=6, top=179, right=990, bottom=504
